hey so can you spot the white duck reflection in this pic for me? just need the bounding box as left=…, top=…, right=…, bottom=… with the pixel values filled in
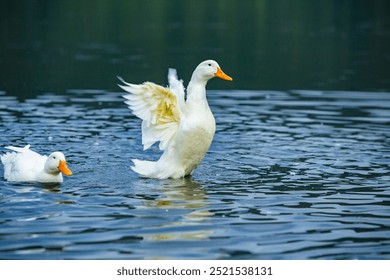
left=134, top=177, right=214, bottom=241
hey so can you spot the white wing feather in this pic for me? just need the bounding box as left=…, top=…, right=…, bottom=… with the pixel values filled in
left=168, top=68, right=185, bottom=110
left=118, top=76, right=182, bottom=151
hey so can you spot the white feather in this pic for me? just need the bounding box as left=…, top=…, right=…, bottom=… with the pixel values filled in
left=119, top=79, right=181, bottom=151
left=168, top=68, right=185, bottom=110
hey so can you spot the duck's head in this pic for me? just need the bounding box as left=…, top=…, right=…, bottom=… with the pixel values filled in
left=45, top=152, right=73, bottom=176
left=193, top=60, right=233, bottom=83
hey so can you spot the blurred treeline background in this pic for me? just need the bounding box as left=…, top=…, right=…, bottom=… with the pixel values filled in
left=0, top=0, right=389, bottom=97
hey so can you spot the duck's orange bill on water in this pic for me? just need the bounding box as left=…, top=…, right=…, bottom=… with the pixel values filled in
left=215, top=67, right=233, bottom=81
left=58, top=160, right=73, bottom=176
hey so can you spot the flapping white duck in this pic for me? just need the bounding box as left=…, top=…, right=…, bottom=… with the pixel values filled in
left=118, top=60, right=232, bottom=179
left=1, top=145, right=72, bottom=183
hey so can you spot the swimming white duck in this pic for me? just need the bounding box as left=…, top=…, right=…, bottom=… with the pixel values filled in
left=1, top=145, right=73, bottom=183
left=118, top=59, right=232, bottom=179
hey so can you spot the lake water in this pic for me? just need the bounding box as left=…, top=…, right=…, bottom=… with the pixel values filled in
left=0, top=1, right=390, bottom=260
left=0, top=89, right=389, bottom=259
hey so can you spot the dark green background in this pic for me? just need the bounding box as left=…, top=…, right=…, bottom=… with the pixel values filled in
left=1, top=0, right=389, bottom=97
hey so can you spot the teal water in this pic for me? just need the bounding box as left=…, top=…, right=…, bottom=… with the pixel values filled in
left=0, top=1, right=390, bottom=259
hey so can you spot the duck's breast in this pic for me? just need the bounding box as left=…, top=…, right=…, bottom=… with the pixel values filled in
left=174, top=108, right=216, bottom=171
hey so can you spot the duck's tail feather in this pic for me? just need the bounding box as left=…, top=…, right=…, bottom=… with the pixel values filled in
left=4, top=144, right=31, bottom=153
left=1, top=145, right=30, bottom=165
left=131, top=159, right=159, bottom=178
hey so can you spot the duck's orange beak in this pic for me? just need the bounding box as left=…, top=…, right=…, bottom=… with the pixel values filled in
left=58, top=160, right=73, bottom=176
left=215, top=67, right=233, bottom=81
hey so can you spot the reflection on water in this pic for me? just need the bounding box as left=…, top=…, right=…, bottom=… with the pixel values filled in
left=136, top=178, right=213, bottom=242
left=142, top=179, right=208, bottom=209
left=41, top=183, right=62, bottom=193
left=0, top=89, right=389, bottom=259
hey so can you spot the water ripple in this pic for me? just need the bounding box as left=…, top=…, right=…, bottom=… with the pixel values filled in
left=0, top=89, right=389, bottom=259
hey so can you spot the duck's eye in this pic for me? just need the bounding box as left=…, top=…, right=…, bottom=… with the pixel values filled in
left=208, top=63, right=212, bottom=66
left=53, top=156, right=56, bottom=159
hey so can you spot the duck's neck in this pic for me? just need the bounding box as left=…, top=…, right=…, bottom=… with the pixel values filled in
left=186, top=77, right=208, bottom=104
left=37, top=170, right=63, bottom=183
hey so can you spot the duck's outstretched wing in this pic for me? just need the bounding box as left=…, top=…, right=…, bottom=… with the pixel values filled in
left=168, top=68, right=185, bottom=110
left=118, top=77, right=182, bottom=150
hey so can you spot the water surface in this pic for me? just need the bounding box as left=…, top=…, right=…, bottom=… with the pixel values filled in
left=0, top=89, right=389, bottom=259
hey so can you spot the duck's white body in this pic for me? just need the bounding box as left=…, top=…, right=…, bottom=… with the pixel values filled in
left=1, top=145, right=72, bottom=183
left=119, top=60, right=232, bottom=179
